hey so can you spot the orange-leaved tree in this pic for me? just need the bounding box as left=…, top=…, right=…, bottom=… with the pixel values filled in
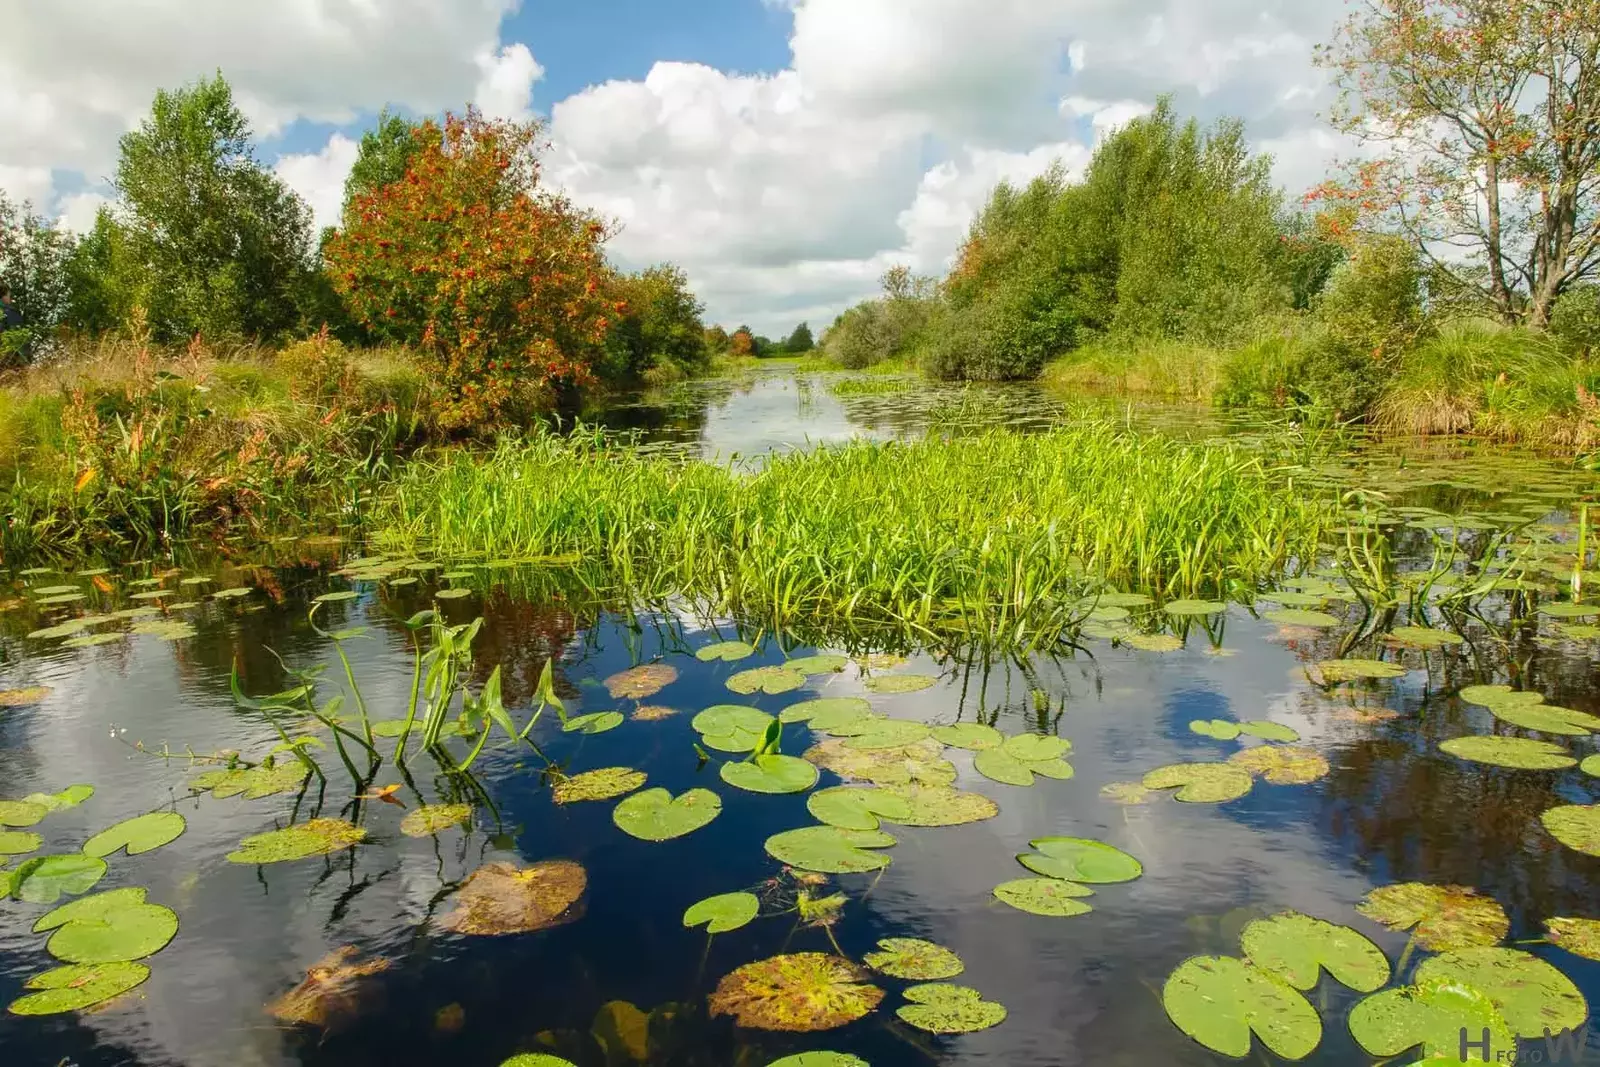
left=324, top=109, right=616, bottom=427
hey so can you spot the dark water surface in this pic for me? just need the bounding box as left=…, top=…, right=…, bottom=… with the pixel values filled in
left=3, top=370, right=1600, bottom=1066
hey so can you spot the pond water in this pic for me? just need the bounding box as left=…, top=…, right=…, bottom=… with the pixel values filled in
left=4, top=368, right=1600, bottom=1067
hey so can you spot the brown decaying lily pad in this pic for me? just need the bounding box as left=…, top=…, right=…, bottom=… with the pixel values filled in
left=1228, top=745, right=1331, bottom=785
left=708, top=952, right=884, bottom=1032
left=267, top=946, right=392, bottom=1030
left=603, top=664, right=678, bottom=700
left=439, top=860, right=587, bottom=936
left=1356, top=883, right=1509, bottom=951
left=802, top=738, right=956, bottom=788
left=632, top=705, right=678, bottom=722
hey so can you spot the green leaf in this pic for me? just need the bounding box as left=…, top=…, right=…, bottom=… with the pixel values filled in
left=1189, top=719, right=1242, bottom=740
left=695, top=640, right=754, bottom=662
left=764, top=825, right=895, bottom=873
left=806, top=786, right=913, bottom=831
left=6, top=962, right=150, bottom=1016
left=992, top=877, right=1094, bottom=916
left=1459, top=684, right=1544, bottom=708
left=1488, top=702, right=1600, bottom=735
left=0, top=799, right=49, bottom=827
left=692, top=705, right=775, bottom=753
left=1543, top=804, right=1600, bottom=857
left=1439, top=736, right=1576, bottom=769
left=896, top=982, right=1006, bottom=1034
left=720, top=755, right=820, bottom=795
left=1142, top=762, right=1254, bottom=802
left=0, top=830, right=42, bottom=855
left=1313, top=659, right=1406, bottom=683
left=1239, top=911, right=1389, bottom=992
left=35, top=889, right=178, bottom=964
left=499, top=1056, right=578, bottom=1067
left=973, top=748, right=1036, bottom=786
left=551, top=768, right=646, bottom=805
left=313, top=590, right=359, bottom=603
left=9, top=854, right=108, bottom=903
left=727, top=666, right=807, bottom=695
left=1386, top=625, right=1465, bottom=648
left=1349, top=978, right=1513, bottom=1061
left=562, top=711, right=624, bottom=735
left=191, top=761, right=309, bottom=800
left=785, top=654, right=848, bottom=675
left=928, top=723, right=1004, bottom=750
left=399, top=804, right=472, bottom=837
left=1356, top=883, right=1509, bottom=950
left=1016, top=838, right=1142, bottom=884
left=1162, top=956, right=1321, bottom=1059
left=225, top=819, right=366, bottom=864
left=1163, top=599, right=1227, bottom=617
left=862, top=674, right=935, bottom=694
left=682, top=891, right=760, bottom=934
left=863, top=938, right=963, bottom=980
left=780, top=697, right=872, bottom=728
left=1413, top=947, right=1587, bottom=1036
left=842, top=719, right=932, bottom=751
left=1239, top=721, right=1300, bottom=743
left=1264, top=608, right=1341, bottom=628
left=764, top=1055, right=867, bottom=1067
left=82, top=811, right=186, bottom=858
left=612, top=788, right=722, bottom=841
left=877, top=785, right=997, bottom=827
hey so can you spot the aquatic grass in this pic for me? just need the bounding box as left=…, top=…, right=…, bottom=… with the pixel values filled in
left=374, top=422, right=1334, bottom=650
left=1040, top=337, right=1224, bottom=402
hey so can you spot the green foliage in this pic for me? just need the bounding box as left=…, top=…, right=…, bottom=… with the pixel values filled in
left=61, top=208, right=139, bottom=337
left=1551, top=286, right=1600, bottom=357
left=821, top=268, right=938, bottom=370
left=602, top=264, right=710, bottom=383
left=341, top=107, right=423, bottom=220
left=783, top=321, right=814, bottom=353
left=0, top=193, right=77, bottom=353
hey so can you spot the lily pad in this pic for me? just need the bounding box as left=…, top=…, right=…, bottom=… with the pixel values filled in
left=727, top=666, right=807, bottom=696
left=632, top=705, right=678, bottom=722
left=603, top=664, right=677, bottom=700
left=0, top=830, right=42, bottom=855
left=862, top=674, right=935, bottom=694
left=434, top=587, right=473, bottom=600
left=440, top=860, right=587, bottom=936
left=1543, top=804, right=1600, bottom=856
left=1165, top=956, right=1321, bottom=1060
left=864, top=938, right=963, bottom=980
left=803, top=738, right=956, bottom=789
left=696, top=640, right=755, bottom=662
left=226, top=819, right=366, bottom=864
left=1265, top=608, right=1341, bottom=628
left=212, top=587, right=254, bottom=600
left=878, top=785, right=997, bottom=826
left=1142, top=763, right=1254, bottom=803
left=1583, top=754, right=1600, bottom=777
left=1263, top=590, right=1328, bottom=608
left=6, top=962, right=150, bottom=1016
left=764, top=825, right=895, bottom=873
left=1016, top=837, right=1142, bottom=884
left=1540, top=601, right=1599, bottom=618
left=765, top=1054, right=866, bottom=1066
left=1240, top=912, right=1389, bottom=992
left=682, top=891, right=760, bottom=934
left=1190, top=719, right=1242, bottom=740
left=1414, top=947, right=1587, bottom=1036
left=1459, top=684, right=1544, bottom=708
left=562, top=711, right=624, bottom=735
left=500, top=1058, right=577, bottom=1067
left=785, top=655, right=849, bottom=675
left=805, top=787, right=914, bottom=831
left=82, top=811, right=186, bottom=858
left=1240, top=721, right=1301, bottom=743
left=0, top=686, right=52, bottom=707
left=1312, top=659, right=1407, bottom=683
left=1229, top=745, right=1331, bottom=785
left=708, top=952, right=883, bottom=1032
left=0, top=799, right=49, bottom=827
left=1385, top=626, right=1465, bottom=649
left=267, top=945, right=394, bottom=1027
left=1125, top=632, right=1184, bottom=652
left=780, top=698, right=872, bottom=728
left=314, top=590, right=359, bottom=604
left=1099, top=781, right=1154, bottom=805
left=1439, top=736, right=1576, bottom=770
left=1348, top=975, right=1513, bottom=1061
left=1489, top=702, right=1600, bottom=736
left=1356, top=883, right=1509, bottom=950
left=9, top=854, right=108, bottom=903
left=1545, top=917, right=1600, bottom=961
left=694, top=705, right=777, bottom=753
left=1164, top=599, right=1227, bottom=617
left=928, top=723, right=1004, bottom=750
left=63, top=633, right=126, bottom=648
left=992, top=877, right=1094, bottom=917
left=191, top=761, right=309, bottom=800
left=897, top=983, right=1006, bottom=1034
left=35, top=890, right=178, bottom=964
left=399, top=804, right=472, bottom=837
left=972, top=749, right=1048, bottom=786
left=842, top=719, right=932, bottom=750
left=722, top=755, right=820, bottom=795
left=613, top=788, right=722, bottom=841
left=552, top=768, right=647, bottom=804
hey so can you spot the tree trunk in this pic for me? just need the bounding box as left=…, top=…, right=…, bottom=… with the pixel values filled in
left=1483, top=154, right=1518, bottom=324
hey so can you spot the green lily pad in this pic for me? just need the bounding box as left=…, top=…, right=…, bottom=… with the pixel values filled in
left=972, top=748, right=1035, bottom=786
left=1385, top=626, right=1465, bottom=649
left=0, top=799, right=49, bottom=827
left=32, top=585, right=81, bottom=596
left=805, top=786, right=914, bottom=831
left=803, top=738, right=957, bottom=789
left=1349, top=976, right=1513, bottom=1061
left=862, top=674, right=935, bottom=694
left=1016, top=838, right=1142, bottom=884
left=1544, top=804, right=1600, bottom=856
left=562, top=711, right=624, bottom=735
left=1190, top=719, right=1242, bottom=740
left=191, top=762, right=309, bottom=800
left=1162, top=956, right=1321, bottom=1059
left=6, top=962, right=150, bottom=1016
left=1229, top=745, right=1331, bottom=785
left=1142, top=763, right=1254, bottom=803
left=693, top=705, right=775, bottom=752
left=1125, top=632, right=1184, bottom=652
left=35, top=889, right=178, bottom=963
left=842, top=719, right=932, bottom=750
left=696, top=641, right=755, bottom=662
left=992, top=877, right=1094, bottom=917
left=1164, top=599, right=1227, bottom=617
left=864, top=938, right=963, bottom=980
left=1004, top=734, right=1070, bottom=761
left=897, top=983, right=1006, bottom=1034
left=1488, top=702, right=1600, bottom=735
left=764, top=825, right=895, bottom=873
left=1459, top=684, right=1544, bottom=708
left=552, top=768, right=647, bottom=804
left=878, top=785, right=997, bottom=826
left=9, top=854, right=109, bottom=903
left=1545, top=917, right=1600, bottom=961
left=1439, top=736, right=1576, bottom=769
left=1540, top=601, right=1599, bottom=618
left=785, top=655, right=848, bottom=675
left=708, top=952, right=883, bottom=1032
left=0, top=830, right=42, bottom=855
left=129, top=620, right=196, bottom=640
left=225, top=819, right=366, bottom=864
left=1240, top=721, right=1301, bottom=743
left=682, top=891, right=760, bottom=934
left=779, top=698, right=872, bottom=728
left=1239, top=911, right=1389, bottom=992
left=1584, top=755, right=1600, bottom=777
left=721, top=755, right=820, bottom=795
left=1356, top=883, right=1509, bottom=950
left=764, top=1055, right=866, bottom=1067
left=212, top=587, right=254, bottom=600
left=82, top=811, right=186, bottom=858
left=127, top=589, right=174, bottom=601
left=727, top=666, right=807, bottom=696
left=928, top=723, right=1004, bottom=750
left=399, top=804, right=472, bottom=837
left=1413, top=947, right=1587, bottom=1036
left=434, top=587, right=473, bottom=600
left=1263, top=591, right=1328, bottom=608
left=28, top=621, right=91, bottom=640
left=63, top=633, right=126, bottom=648
left=1265, top=608, right=1341, bottom=628
left=37, top=593, right=88, bottom=606
left=1313, top=659, right=1406, bottom=683
left=313, top=590, right=359, bottom=603
left=613, top=788, right=721, bottom=841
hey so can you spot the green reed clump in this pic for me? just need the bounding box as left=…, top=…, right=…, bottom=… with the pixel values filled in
left=375, top=421, right=1334, bottom=648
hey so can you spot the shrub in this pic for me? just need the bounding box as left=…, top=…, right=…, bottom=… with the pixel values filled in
left=275, top=327, right=354, bottom=405
left=1551, top=286, right=1600, bottom=357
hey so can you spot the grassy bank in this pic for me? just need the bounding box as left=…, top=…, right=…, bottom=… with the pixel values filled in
left=373, top=423, right=1333, bottom=648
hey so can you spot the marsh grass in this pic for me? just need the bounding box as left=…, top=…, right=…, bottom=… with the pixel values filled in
left=1041, top=338, right=1224, bottom=403
left=375, top=422, right=1334, bottom=650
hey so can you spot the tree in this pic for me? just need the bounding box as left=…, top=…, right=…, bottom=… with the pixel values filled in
left=0, top=194, right=77, bottom=335
left=1316, top=0, right=1600, bottom=326
left=61, top=207, right=137, bottom=335
left=342, top=107, right=424, bottom=220
left=324, top=109, right=615, bottom=427
left=729, top=326, right=755, bottom=357
left=604, top=264, right=710, bottom=379
left=704, top=324, right=731, bottom=353
left=114, top=72, right=314, bottom=341
left=784, top=321, right=814, bottom=353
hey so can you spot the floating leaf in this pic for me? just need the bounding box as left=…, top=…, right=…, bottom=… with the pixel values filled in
left=1356, top=883, right=1509, bottom=950
left=1229, top=745, right=1330, bottom=785
left=1004, top=734, right=1070, bottom=761
left=709, top=953, right=883, bottom=1032
left=878, top=785, right=997, bottom=826
left=191, top=762, right=309, bottom=800
left=1541, top=601, right=1600, bottom=618
left=1413, top=947, right=1587, bottom=1036
left=1459, top=684, right=1544, bottom=708
left=1240, top=721, right=1300, bottom=742
left=64, top=633, right=125, bottom=648
left=765, top=825, right=894, bottom=873
left=1543, top=803, right=1600, bottom=857
left=928, top=723, right=1003, bottom=750
left=786, top=655, right=848, bottom=675
left=226, top=819, right=366, bottom=864
left=591, top=999, right=649, bottom=1062
left=552, top=768, right=647, bottom=804
left=434, top=587, right=473, bottom=600
left=842, top=719, right=932, bottom=750
left=1263, top=590, right=1328, bottom=608
left=1190, top=719, right=1241, bottom=740
left=1125, top=632, right=1184, bottom=652
left=862, top=938, right=964, bottom=981
left=1142, top=763, right=1254, bottom=803
left=1439, top=736, right=1576, bottom=769
left=9, top=854, right=108, bottom=903
left=440, top=860, right=587, bottom=936
left=693, top=705, right=776, bottom=753
left=1583, top=755, right=1600, bottom=777
left=765, top=1055, right=866, bottom=1067
left=721, top=755, right=820, bottom=795
left=1385, top=626, right=1465, bottom=649
left=563, top=711, right=624, bottom=735
left=683, top=891, right=760, bottom=934
left=1164, top=599, right=1227, bottom=617
left=973, top=749, right=1037, bottom=786
left=7, top=962, right=150, bottom=1016
left=314, top=590, right=359, bottom=604
left=0, top=799, right=49, bottom=827
left=805, top=786, right=913, bottom=831
left=0, top=830, right=42, bottom=855
left=632, top=705, right=677, bottom=722
left=1312, top=659, right=1406, bottom=683
left=896, top=983, right=1005, bottom=1034
left=500, top=1057, right=577, bottom=1067
left=35, top=889, right=178, bottom=964
left=1162, top=956, right=1320, bottom=1059
left=0, top=686, right=52, bottom=707
left=1488, top=702, right=1600, bottom=735
left=862, top=674, right=935, bottom=694
left=803, top=738, right=956, bottom=788
left=400, top=804, right=472, bottom=837
left=696, top=641, right=755, bottom=662
left=780, top=698, right=872, bottom=728
left=267, top=945, right=393, bottom=1028
left=1239, top=912, right=1389, bottom=992
left=1265, top=608, right=1341, bottom=628
left=613, top=788, right=721, bottom=841
left=727, top=666, right=807, bottom=696
left=993, top=877, right=1094, bottom=917
left=1098, top=781, right=1153, bottom=805
left=1348, top=976, right=1512, bottom=1061
left=82, top=811, right=186, bottom=858
left=1016, top=838, right=1142, bottom=884
left=603, top=664, right=677, bottom=700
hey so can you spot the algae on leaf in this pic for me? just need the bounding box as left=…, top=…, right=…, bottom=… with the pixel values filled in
left=552, top=768, right=647, bottom=805
left=708, top=953, right=883, bottom=1032
left=226, top=819, right=366, bottom=864
left=863, top=938, right=963, bottom=980
left=1142, top=763, right=1254, bottom=803
left=727, top=666, right=807, bottom=696
left=862, top=674, right=935, bottom=694
left=1356, top=882, right=1509, bottom=950
left=878, top=785, right=997, bottom=827
left=1228, top=745, right=1331, bottom=785
left=399, top=804, right=472, bottom=837
left=1162, top=955, right=1320, bottom=1060
left=603, top=664, right=678, bottom=699
left=1545, top=917, right=1600, bottom=961
left=896, top=983, right=1006, bottom=1034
